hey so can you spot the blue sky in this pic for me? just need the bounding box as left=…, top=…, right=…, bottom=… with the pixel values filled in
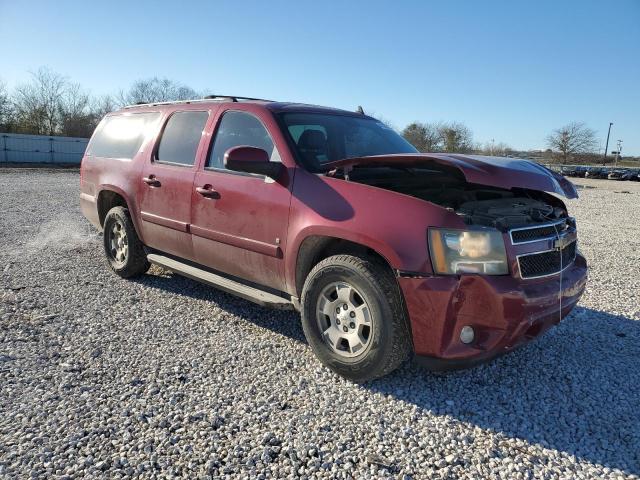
left=1, top=0, right=638, bottom=154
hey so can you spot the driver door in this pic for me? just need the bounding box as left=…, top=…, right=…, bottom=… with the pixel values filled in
left=190, top=108, right=292, bottom=291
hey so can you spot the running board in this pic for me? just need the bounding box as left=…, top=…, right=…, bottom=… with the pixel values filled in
left=147, top=253, right=294, bottom=310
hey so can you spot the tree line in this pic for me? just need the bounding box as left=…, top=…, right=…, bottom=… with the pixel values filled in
left=0, top=67, right=203, bottom=138
left=0, top=67, right=611, bottom=163
left=400, top=120, right=601, bottom=162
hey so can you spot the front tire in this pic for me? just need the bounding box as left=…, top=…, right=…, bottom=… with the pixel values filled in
left=103, top=206, right=149, bottom=278
left=300, top=254, right=411, bottom=382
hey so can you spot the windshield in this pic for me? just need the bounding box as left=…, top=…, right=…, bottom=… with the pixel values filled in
left=279, top=112, right=417, bottom=172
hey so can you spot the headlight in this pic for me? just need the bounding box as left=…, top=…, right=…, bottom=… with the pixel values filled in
left=428, top=228, right=508, bottom=275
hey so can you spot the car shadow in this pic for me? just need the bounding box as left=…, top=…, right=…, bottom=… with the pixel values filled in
left=131, top=268, right=306, bottom=344
left=291, top=172, right=355, bottom=221
left=132, top=270, right=639, bottom=474
left=366, top=306, right=640, bottom=475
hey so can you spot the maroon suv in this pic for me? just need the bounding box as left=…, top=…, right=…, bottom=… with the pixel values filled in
left=80, top=96, right=587, bottom=381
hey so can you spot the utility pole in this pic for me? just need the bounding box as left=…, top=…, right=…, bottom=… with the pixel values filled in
left=603, top=122, right=613, bottom=165
left=615, top=139, right=623, bottom=166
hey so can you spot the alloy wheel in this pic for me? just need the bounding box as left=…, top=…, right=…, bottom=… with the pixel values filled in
left=315, top=281, right=373, bottom=358
left=108, top=219, right=128, bottom=265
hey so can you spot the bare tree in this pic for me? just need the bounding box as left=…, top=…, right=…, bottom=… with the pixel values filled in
left=117, top=77, right=199, bottom=106
left=91, top=95, right=116, bottom=119
left=402, top=122, right=441, bottom=152
left=546, top=122, right=597, bottom=161
left=438, top=121, right=473, bottom=153
left=0, top=79, right=13, bottom=130
left=3, top=69, right=206, bottom=137
left=8, top=68, right=121, bottom=137
left=13, top=67, right=68, bottom=135
left=4, top=70, right=203, bottom=137
left=479, top=141, right=512, bottom=156
left=58, top=82, right=95, bottom=137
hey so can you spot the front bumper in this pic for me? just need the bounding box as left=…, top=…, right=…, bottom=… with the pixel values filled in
left=398, top=253, right=588, bottom=370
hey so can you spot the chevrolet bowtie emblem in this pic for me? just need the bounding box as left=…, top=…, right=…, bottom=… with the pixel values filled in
left=554, top=232, right=577, bottom=250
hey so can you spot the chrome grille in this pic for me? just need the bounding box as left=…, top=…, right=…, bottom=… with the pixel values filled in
left=517, top=241, right=577, bottom=279
left=510, top=220, right=568, bottom=244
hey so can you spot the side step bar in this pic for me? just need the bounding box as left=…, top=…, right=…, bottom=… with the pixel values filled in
left=147, top=253, right=294, bottom=310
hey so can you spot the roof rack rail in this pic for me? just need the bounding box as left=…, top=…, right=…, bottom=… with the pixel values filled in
left=202, top=94, right=274, bottom=102
left=123, top=95, right=274, bottom=109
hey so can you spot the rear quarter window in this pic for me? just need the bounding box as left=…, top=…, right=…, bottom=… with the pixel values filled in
left=87, top=112, right=161, bottom=159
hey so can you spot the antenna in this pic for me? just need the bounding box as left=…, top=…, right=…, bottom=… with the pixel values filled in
left=356, top=106, right=365, bottom=114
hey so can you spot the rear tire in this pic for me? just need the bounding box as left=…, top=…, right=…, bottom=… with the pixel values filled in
left=300, top=254, right=411, bottom=382
left=103, top=206, right=149, bottom=278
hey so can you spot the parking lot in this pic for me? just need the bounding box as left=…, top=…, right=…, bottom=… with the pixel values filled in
left=1, top=168, right=639, bottom=479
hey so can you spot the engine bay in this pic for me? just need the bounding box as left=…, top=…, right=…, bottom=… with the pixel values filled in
left=456, top=196, right=565, bottom=229
left=344, top=165, right=568, bottom=230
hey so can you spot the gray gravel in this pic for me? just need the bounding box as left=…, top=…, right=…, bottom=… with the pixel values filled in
left=0, top=168, right=639, bottom=479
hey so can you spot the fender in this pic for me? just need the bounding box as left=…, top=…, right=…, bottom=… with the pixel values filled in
left=286, top=225, right=403, bottom=295
left=285, top=170, right=470, bottom=294
left=96, top=184, right=146, bottom=243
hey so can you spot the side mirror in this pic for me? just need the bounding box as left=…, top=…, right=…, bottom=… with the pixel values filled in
left=224, top=146, right=284, bottom=179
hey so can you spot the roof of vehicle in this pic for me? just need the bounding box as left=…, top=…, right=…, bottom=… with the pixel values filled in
left=264, top=102, right=369, bottom=117
left=118, top=96, right=372, bottom=119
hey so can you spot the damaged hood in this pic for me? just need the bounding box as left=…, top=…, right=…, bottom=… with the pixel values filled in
left=325, top=153, right=578, bottom=199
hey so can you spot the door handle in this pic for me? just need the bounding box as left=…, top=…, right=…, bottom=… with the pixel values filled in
left=196, top=185, right=220, bottom=199
left=142, top=175, right=161, bottom=187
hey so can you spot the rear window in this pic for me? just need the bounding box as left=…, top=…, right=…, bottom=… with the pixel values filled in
left=87, top=112, right=161, bottom=159
left=156, top=111, right=209, bottom=166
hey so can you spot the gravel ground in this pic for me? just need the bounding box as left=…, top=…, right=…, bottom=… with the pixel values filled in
left=0, top=168, right=638, bottom=479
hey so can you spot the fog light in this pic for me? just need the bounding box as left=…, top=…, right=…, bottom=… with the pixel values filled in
left=460, top=326, right=475, bottom=344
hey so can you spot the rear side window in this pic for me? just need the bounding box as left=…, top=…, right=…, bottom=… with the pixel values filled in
left=207, top=111, right=279, bottom=169
left=87, top=112, right=161, bottom=159
left=156, top=111, right=209, bottom=166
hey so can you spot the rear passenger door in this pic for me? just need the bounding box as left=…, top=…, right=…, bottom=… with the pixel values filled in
left=138, top=109, right=212, bottom=261
left=190, top=108, right=292, bottom=292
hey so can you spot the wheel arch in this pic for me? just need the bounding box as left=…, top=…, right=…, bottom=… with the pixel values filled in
left=96, top=186, right=144, bottom=241
left=293, top=234, right=398, bottom=298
